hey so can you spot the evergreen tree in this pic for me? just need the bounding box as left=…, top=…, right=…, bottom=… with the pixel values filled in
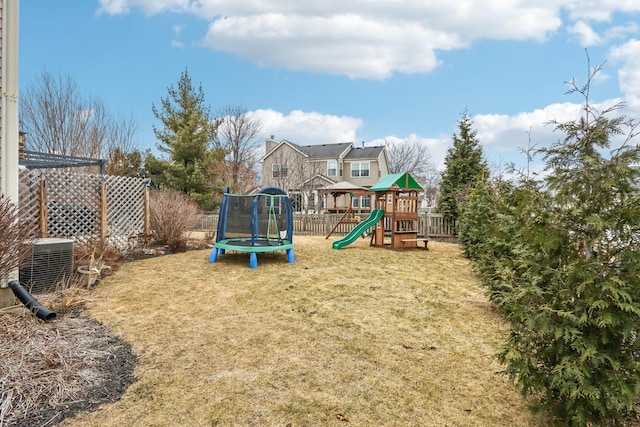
left=464, top=58, right=640, bottom=425
left=438, top=111, right=488, bottom=223
left=149, top=69, right=225, bottom=210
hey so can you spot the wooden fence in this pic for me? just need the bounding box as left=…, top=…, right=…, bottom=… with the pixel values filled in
left=15, top=169, right=455, bottom=247
left=192, top=212, right=456, bottom=239
left=19, top=169, right=149, bottom=250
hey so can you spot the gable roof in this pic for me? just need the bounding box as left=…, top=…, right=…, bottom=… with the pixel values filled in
left=369, top=172, right=423, bottom=192
left=344, top=146, right=385, bottom=160
left=301, top=173, right=335, bottom=187
left=319, top=180, right=369, bottom=191
left=294, top=142, right=352, bottom=158
left=261, top=140, right=387, bottom=165
left=261, top=139, right=307, bottom=162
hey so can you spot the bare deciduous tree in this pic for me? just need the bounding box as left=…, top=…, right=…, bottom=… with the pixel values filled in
left=384, top=137, right=431, bottom=176
left=422, top=166, right=441, bottom=209
left=296, top=159, right=325, bottom=213
left=105, top=115, right=142, bottom=176
left=214, top=105, right=262, bottom=192
left=265, top=144, right=327, bottom=212
left=19, top=70, right=140, bottom=170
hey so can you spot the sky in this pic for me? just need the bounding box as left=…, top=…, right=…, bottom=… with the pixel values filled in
left=17, top=1, right=640, bottom=174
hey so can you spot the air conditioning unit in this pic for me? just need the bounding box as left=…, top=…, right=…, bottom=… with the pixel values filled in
left=19, top=238, right=74, bottom=294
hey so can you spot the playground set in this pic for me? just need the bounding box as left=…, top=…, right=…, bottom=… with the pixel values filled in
left=209, top=187, right=294, bottom=268
left=332, top=172, right=427, bottom=250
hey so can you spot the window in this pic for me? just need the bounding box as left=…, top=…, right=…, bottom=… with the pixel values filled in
left=290, top=193, right=302, bottom=212
left=352, top=196, right=371, bottom=209
left=327, top=160, right=337, bottom=177
left=272, top=163, right=288, bottom=178
left=350, top=162, right=370, bottom=178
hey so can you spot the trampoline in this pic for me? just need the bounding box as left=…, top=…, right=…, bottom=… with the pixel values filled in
left=208, top=187, right=294, bottom=268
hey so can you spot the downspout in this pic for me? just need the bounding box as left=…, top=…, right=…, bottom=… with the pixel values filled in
left=8, top=280, right=57, bottom=322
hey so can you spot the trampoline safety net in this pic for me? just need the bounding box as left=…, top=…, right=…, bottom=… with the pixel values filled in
left=222, top=192, right=292, bottom=241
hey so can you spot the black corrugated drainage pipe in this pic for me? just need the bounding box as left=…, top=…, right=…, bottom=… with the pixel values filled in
left=8, top=280, right=57, bottom=322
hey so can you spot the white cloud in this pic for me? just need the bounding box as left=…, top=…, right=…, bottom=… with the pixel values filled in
left=603, top=22, right=639, bottom=42
left=201, top=13, right=450, bottom=79
left=96, top=0, right=571, bottom=79
left=474, top=103, right=581, bottom=150
left=253, top=109, right=364, bottom=145
left=564, top=0, right=640, bottom=22
left=568, top=21, right=601, bottom=46
left=471, top=94, right=638, bottom=174
left=608, top=39, right=640, bottom=112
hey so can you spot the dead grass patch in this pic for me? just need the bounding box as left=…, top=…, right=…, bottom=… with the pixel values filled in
left=55, top=236, right=538, bottom=426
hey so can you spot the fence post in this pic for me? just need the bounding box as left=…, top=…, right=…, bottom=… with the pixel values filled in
left=144, top=186, right=151, bottom=236
left=39, top=178, right=48, bottom=237
left=100, top=182, right=108, bottom=243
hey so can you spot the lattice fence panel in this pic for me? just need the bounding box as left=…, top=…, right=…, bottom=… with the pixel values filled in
left=45, top=170, right=101, bottom=240
left=18, top=169, right=147, bottom=249
left=18, top=169, right=43, bottom=237
left=104, top=174, right=146, bottom=250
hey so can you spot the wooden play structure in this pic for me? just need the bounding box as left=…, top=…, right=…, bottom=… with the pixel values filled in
left=369, top=172, right=427, bottom=250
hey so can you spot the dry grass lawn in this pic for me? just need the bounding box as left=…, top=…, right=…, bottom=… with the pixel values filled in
left=61, top=236, right=538, bottom=426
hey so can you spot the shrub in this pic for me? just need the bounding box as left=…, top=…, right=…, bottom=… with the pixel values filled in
left=149, top=189, right=200, bottom=252
left=0, top=194, right=35, bottom=284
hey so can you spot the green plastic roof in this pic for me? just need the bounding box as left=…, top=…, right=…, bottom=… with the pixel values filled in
left=369, top=172, right=423, bottom=192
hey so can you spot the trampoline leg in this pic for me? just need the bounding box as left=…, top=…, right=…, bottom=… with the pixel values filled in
left=287, top=249, right=295, bottom=264
left=220, top=248, right=226, bottom=255
left=250, top=252, right=258, bottom=269
left=209, top=248, right=219, bottom=263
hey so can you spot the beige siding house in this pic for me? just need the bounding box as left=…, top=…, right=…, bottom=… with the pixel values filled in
left=260, top=137, right=390, bottom=213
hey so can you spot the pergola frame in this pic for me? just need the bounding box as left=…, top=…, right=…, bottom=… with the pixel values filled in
left=19, top=150, right=107, bottom=175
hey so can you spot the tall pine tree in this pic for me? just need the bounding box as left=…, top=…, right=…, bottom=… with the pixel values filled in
left=149, top=69, right=225, bottom=210
left=438, top=111, right=488, bottom=224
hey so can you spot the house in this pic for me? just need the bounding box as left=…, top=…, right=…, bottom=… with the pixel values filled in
left=260, top=137, right=390, bottom=213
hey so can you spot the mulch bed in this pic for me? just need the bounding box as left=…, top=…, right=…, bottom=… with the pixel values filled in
left=0, top=308, right=137, bottom=427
